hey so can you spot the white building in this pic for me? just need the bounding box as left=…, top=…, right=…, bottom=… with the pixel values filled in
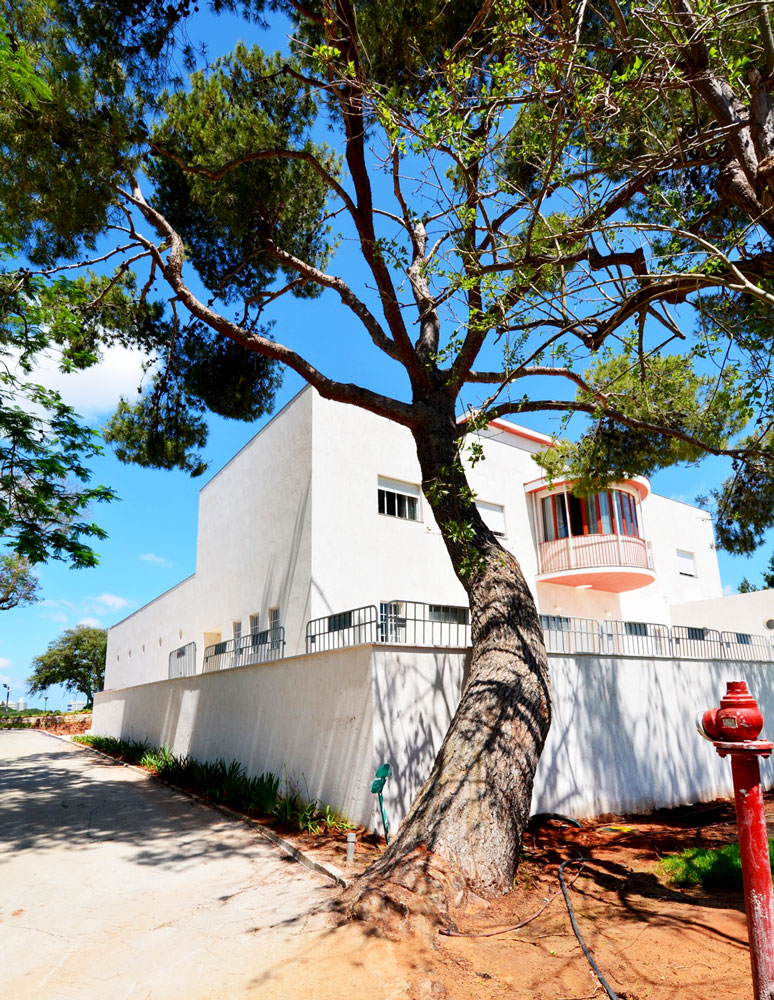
left=93, top=387, right=774, bottom=828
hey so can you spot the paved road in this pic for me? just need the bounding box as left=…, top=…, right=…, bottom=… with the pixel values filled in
left=0, top=730, right=349, bottom=1000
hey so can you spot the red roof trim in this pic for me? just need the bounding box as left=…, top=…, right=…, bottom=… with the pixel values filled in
left=457, top=414, right=553, bottom=446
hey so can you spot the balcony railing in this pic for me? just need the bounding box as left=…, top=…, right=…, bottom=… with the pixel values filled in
left=305, top=601, right=471, bottom=653
left=538, top=534, right=652, bottom=574
left=202, top=627, right=285, bottom=673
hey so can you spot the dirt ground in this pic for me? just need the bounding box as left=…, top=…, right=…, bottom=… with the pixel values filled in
left=293, top=795, right=765, bottom=1000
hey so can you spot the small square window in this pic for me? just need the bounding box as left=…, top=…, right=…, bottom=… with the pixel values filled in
left=377, top=477, right=420, bottom=521
left=476, top=500, right=506, bottom=537
left=427, top=605, right=470, bottom=625
left=328, top=611, right=353, bottom=632
left=677, top=550, right=696, bottom=577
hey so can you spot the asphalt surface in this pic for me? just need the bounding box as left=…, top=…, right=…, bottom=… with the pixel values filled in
left=0, top=730, right=342, bottom=999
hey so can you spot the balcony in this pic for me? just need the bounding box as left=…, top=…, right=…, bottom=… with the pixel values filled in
left=536, top=534, right=656, bottom=592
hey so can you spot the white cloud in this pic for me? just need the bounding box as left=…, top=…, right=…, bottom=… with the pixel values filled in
left=16, top=344, right=149, bottom=419
left=723, top=584, right=735, bottom=596
left=0, top=658, right=11, bottom=670
left=94, top=593, right=130, bottom=610
left=39, top=593, right=133, bottom=626
left=139, top=552, right=174, bottom=568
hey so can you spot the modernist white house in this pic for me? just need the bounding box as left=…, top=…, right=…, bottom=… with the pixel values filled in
left=93, top=386, right=774, bottom=830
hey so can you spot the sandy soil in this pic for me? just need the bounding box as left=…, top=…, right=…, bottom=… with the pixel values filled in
left=293, top=796, right=763, bottom=1000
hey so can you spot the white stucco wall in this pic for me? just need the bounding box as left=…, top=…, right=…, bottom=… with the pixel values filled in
left=308, top=393, right=552, bottom=620
left=371, top=646, right=470, bottom=833
left=93, top=646, right=376, bottom=827
left=670, top=589, right=774, bottom=637
left=105, top=390, right=316, bottom=684
left=194, top=387, right=314, bottom=657
left=96, top=644, right=774, bottom=835
left=534, top=654, right=774, bottom=817
left=105, top=575, right=199, bottom=690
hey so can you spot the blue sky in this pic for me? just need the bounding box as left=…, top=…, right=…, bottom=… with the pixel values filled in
left=2, top=9, right=771, bottom=710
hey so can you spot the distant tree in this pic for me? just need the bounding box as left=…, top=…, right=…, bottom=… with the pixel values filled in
left=0, top=553, right=39, bottom=609
left=738, top=555, right=774, bottom=593
left=27, top=625, right=107, bottom=708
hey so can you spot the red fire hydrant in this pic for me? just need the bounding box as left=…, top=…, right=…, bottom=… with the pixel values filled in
left=698, top=681, right=774, bottom=1000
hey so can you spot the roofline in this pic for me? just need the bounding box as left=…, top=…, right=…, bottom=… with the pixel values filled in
left=199, top=384, right=312, bottom=495
left=457, top=413, right=553, bottom=446
left=108, top=573, right=196, bottom=631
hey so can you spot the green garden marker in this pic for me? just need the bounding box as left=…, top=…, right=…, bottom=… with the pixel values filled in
left=370, top=763, right=391, bottom=844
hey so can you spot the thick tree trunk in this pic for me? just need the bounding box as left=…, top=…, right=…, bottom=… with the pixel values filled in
left=346, top=396, right=551, bottom=925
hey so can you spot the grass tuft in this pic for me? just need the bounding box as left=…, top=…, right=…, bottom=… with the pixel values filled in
left=660, top=840, right=774, bottom=891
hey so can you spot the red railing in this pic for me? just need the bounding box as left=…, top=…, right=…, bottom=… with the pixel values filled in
left=539, top=534, right=651, bottom=574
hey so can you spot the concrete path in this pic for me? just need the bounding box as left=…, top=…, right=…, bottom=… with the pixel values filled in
left=0, top=730, right=364, bottom=1000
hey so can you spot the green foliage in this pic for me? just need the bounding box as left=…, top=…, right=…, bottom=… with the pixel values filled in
left=0, top=553, right=39, bottom=610
left=660, top=840, right=774, bottom=891
left=737, top=554, right=774, bottom=593
left=103, top=321, right=282, bottom=476
left=27, top=625, right=107, bottom=706
left=149, top=43, right=337, bottom=302
left=535, top=352, right=750, bottom=495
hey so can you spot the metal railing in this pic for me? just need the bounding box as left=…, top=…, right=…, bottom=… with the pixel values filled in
left=304, top=603, right=774, bottom=662
left=539, top=534, right=652, bottom=574
left=202, top=627, right=285, bottom=673
left=306, top=605, right=379, bottom=652
left=598, top=619, right=672, bottom=657
left=721, top=631, right=773, bottom=662
left=539, top=615, right=600, bottom=654
left=671, top=624, right=723, bottom=659
left=305, top=600, right=471, bottom=653
left=168, top=641, right=197, bottom=679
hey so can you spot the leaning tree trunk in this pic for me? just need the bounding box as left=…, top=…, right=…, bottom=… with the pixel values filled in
left=346, top=397, right=552, bottom=925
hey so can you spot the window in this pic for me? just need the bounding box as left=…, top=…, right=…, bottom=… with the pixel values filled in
left=624, top=621, right=648, bottom=637
left=328, top=611, right=353, bottom=632
left=476, top=500, right=506, bottom=537
left=428, top=605, right=469, bottom=625
left=686, top=626, right=706, bottom=641
left=232, top=620, right=242, bottom=641
left=377, top=476, right=420, bottom=521
left=677, top=550, right=696, bottom=577
left=541, top=489, right=641, bottom=541
left=540, top=614, right=572, bottom=631
left=379, top=601, right=406, bottom=642
left=736, top=633, right=752, bottom=645
left=249, top=614, right=260, bottom=635
left=268, top=606, right=280, bottom=648
left=542, top=494, right=568, bottom=541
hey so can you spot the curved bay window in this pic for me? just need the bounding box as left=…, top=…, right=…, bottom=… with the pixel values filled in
left=541, top=489, right=640, bottom=542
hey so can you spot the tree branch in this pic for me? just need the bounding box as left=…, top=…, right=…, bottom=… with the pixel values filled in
left=486, top=398, right=769, bottom=461
left=116, top=181, right=416, bottom=426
